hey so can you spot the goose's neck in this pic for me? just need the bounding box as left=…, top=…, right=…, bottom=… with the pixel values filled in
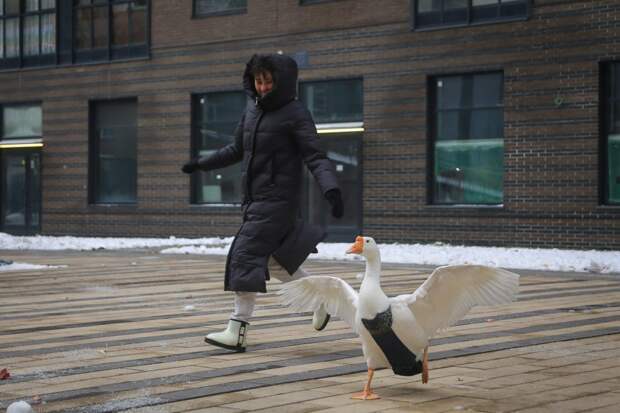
left=360, top=257, right=381, bottom=291
left=359, top=253, right=389, bottom=317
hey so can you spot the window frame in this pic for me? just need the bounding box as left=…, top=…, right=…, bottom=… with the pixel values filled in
left=192, top=0, right=247, bottom=18
left=427, top=70, right=505, bottom=206
left=298, top=76, right=364, bottom=241
left=0, top=101, right=43, bottom=141
left=73, top=0, right=150, bottom=63
left=0, top=0, right=58, bottom=70
left=88, top=97, right=138, bottom=205
left=298, top=77, right=364, bottom=125
left=411, top=0, right=532, bottom=31
left=299, top=0, right=343, bottom=5
left=600, top=61, right=620, bottom=205
left=189, top=90, right=246, bottom=206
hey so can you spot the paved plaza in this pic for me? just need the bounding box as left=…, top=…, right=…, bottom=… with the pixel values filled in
left=1, top=249, right=620, bottom=412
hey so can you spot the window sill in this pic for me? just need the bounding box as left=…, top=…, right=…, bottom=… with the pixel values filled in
left=596, top=204, right=620, bottom=211
left=190, top=203, right=241, bottom=208
left=88, top=203, right=138, bottom=210
left=0, top=55, right=150, bottom=74
left=412, top=15, right=528, bottom=32
left=424, top=204, right=504, bottom=210
left=192, top=9, right=247, bottom=19
left=300, top=0, right=343, bottom=6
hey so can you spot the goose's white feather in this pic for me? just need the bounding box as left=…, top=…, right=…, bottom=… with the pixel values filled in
left=278, top=237, right=520, bottom=373
left=279, top=275, right=359, bottom=332
left=392, top=265, right=520, bottom=338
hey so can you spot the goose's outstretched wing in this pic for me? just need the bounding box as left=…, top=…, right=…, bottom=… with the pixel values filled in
left=279, top=276, right=359, bottom=331
left=391, top=265, right=519, bottom=338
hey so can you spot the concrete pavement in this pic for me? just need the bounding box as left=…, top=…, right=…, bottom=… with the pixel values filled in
left=1, top=249, right=619, bottom=412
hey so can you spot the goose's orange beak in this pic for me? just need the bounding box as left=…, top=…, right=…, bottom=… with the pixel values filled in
left=346, top=236, right=364, bottom=254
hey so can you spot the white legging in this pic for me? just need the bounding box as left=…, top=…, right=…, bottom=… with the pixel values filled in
left=231, top=257, right=309, bottom=322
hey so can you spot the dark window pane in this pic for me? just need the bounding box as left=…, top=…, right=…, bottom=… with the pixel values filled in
left=608, top=135, right=620, bottom=203
left=437, top=77, right=464, bottom=109
left=93, top=5, right=108, bottom=48
left=418, top=0, right=440, bottom=12
left=614, top=65, right=620, bottom=100
left=472, top=73, right=503, bottom=107
left=0, top=0, right=4, bottom=16
left=501, top=0, right=527, bottom=17
left=6, top=0, right=19, bottom=14
left=92, top=100, right=137, bottom=204
left=23, top=15, right=40, bottom=56
left=41, top=0, right=55, bottom=10
left=303, top=133, right=362, bottom=238
left=195, top=0, right=246, bottom=15
left=3, top=155, right=26, bottom=225
left=76, top=7, right=92, bottom=49
left=470, top=108, right=503, bottom=139
left=443, top=0, right=467, bottom=23
left=26, top=0, right=38, bottom=11
left=416, top=0, right=526, bottom=28
left=436, top=111, right=461, bottom=141
left=299, top=79, right=363, bottom=123
left=472, top=0, right=498, bottom=20
left=41, top=12, right=55, bottom=53
left=445, top=0, right=466, bottom=9
left=112, top=3, right=129, bottom=46
left=130, top=0, right=146, bottom=44
left=193, top=92, right=246, bottom=204
left=5, top=17, right=19, bottom=57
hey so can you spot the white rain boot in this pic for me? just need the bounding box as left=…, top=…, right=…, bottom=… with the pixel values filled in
left=312, top=303, right=330, bottom=331
left=204, top=319, right=249, bottom=352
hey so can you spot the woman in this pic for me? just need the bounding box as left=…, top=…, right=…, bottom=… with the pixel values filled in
left=182, top=53, right=343, bottom=352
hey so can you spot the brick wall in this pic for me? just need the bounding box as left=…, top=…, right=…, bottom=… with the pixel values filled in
left=1, top=0, right=619, bottom=249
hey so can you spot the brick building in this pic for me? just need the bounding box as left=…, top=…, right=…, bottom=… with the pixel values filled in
left=0, top=0, right=619, bottom=249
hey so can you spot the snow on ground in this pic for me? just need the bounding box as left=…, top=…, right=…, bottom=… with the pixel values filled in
left=1, top=232, right=619, bottom=274
left=0, top=262, right=64, bottom=272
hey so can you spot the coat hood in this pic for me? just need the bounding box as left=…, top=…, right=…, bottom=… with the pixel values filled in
left=243, top=54, right=298, bottom=111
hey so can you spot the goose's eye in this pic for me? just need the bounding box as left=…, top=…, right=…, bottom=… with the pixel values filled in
left=365, top=240, right=369, bottom=243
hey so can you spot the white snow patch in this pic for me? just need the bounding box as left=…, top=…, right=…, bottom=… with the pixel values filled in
left=0, top=262, right=63, bottom=272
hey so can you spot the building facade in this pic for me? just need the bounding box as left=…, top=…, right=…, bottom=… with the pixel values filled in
left=0, top=0, right=619, bottom=249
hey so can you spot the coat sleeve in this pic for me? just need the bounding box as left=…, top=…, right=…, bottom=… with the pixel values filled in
left=291, top=105, right=339, bottom=195
left=196, top=113, right=245, bottom=171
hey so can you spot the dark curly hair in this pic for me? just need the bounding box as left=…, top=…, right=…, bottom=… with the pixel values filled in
left=249, top=54, right=276, bottom=77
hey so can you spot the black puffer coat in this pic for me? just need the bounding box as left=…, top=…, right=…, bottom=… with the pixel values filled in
left=195, top=54, right=339, bottom=293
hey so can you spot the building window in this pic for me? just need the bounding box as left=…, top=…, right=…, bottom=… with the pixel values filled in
left=89, top=99, right=137, bottom=204
left=413, top=0, right=529, bottom=29
left=602, top=62, right=620, bottom=205
left=74, top=0, right=148, bottom=62
left=1, top=104, right=42, bottom=139
left=300, top=0, right=342, bottom=5
left=429, top=72, right=504, bottom=205
left=299, top=79, right=363, bottom=124
left=191, top=92, right=246, bottom=204
left=299, top=78, right=363, bottom=241
left=0, top=0, right=56, bottom=68
left=193, top=0, right=246, bottom=17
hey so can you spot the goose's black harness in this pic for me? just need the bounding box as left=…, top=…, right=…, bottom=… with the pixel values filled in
left=362, top=306, right=423, bottom=376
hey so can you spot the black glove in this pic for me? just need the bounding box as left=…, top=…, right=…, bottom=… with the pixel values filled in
left=181, top=160, right=199, bottom=174
left=325, top=189, right=344, bottom=218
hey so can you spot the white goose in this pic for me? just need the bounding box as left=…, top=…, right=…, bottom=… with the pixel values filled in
left=279, top=235, right=520, bottom=400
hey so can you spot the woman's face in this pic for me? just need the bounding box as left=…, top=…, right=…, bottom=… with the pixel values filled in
left=254, top=71, right=274, bottom=97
